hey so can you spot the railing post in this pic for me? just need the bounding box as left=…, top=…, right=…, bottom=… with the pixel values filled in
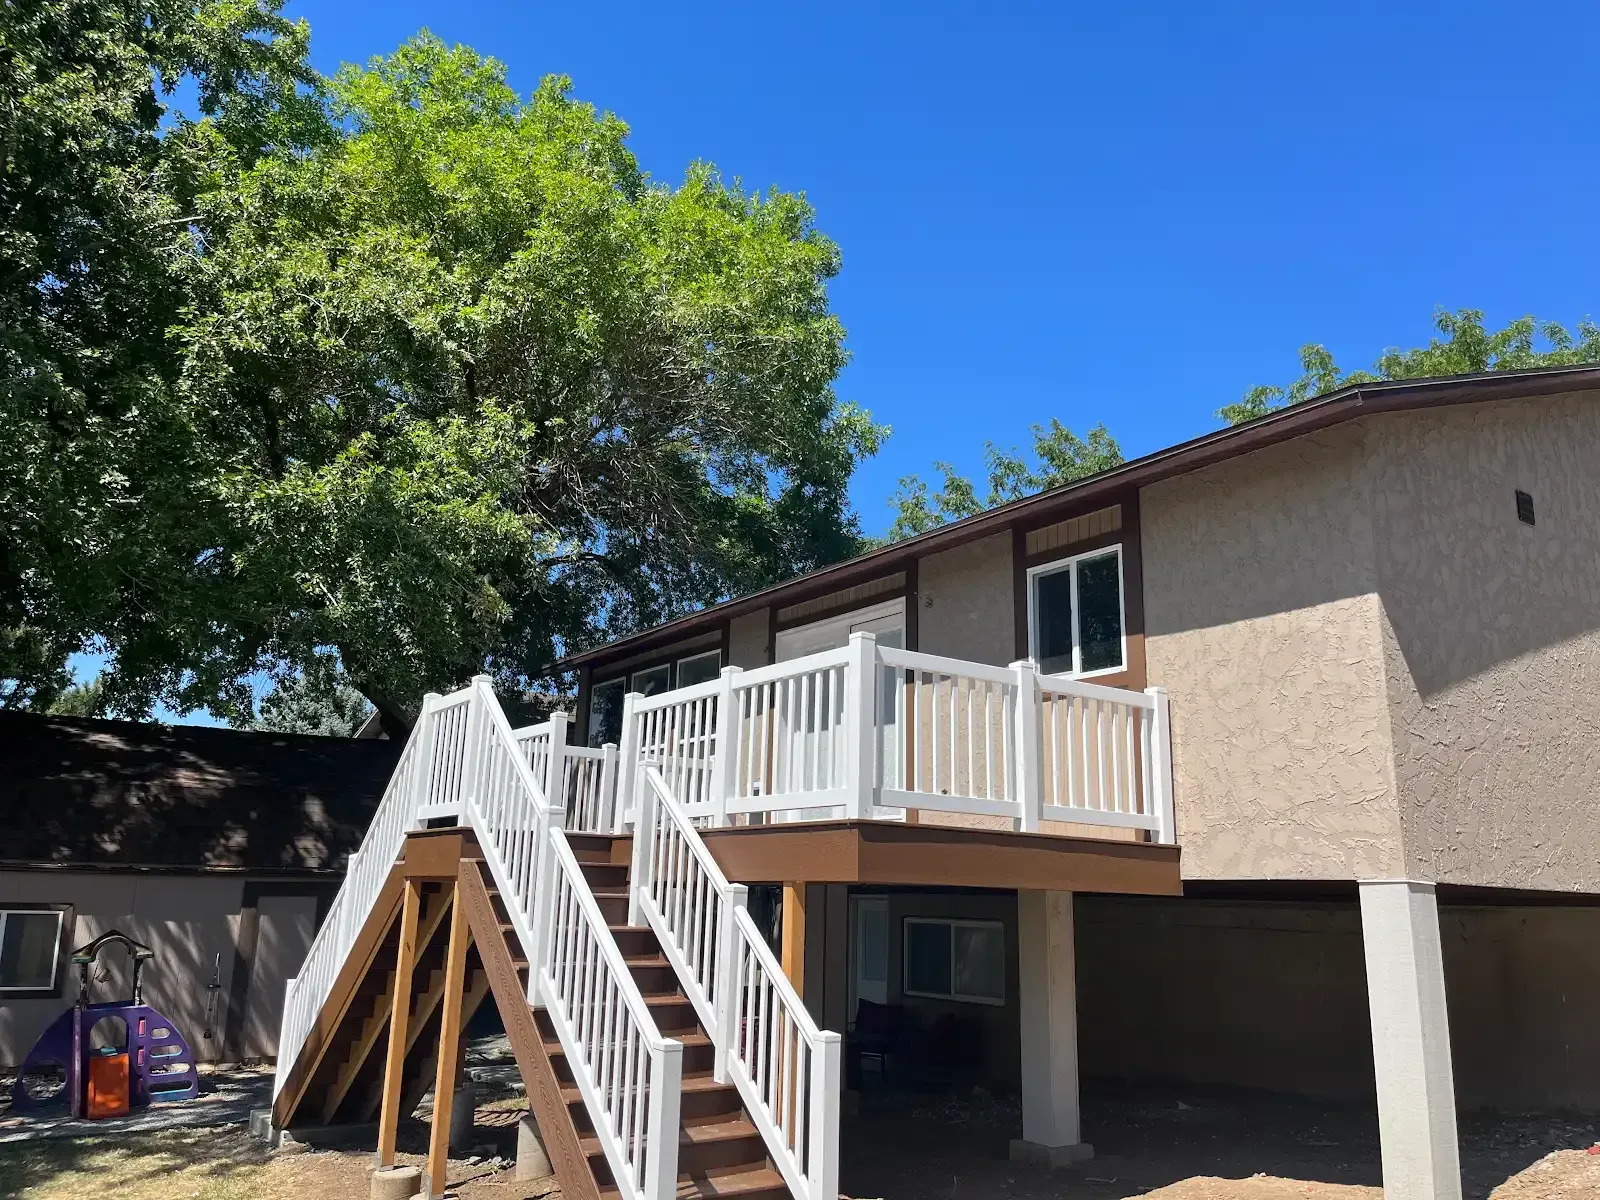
left=547, top=711, right=570, bottom=814
left=1146, top=686, right=1176, bottom=845
left=627, top=767, right=656, bottom=928
left=712, top=883, right=749, bottom=1082
left=809, top=1030, right=843, bottom=1200
left=615, top=691, right=643, bottom=833
left=411, top=692, right=442, bottom=819
left=459, top=675, right=494, bottom=817
left=643, top=1040, right=684, bottom=1200
left=1011, top=660, right=1042, bottom=833
left=599, top=742, right=619, bottom=831
left=844, top=631, right=877, bottom=820
left=707, top=666, right=742, bottom=829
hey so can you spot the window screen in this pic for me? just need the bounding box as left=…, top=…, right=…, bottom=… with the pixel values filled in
left=1076, top=551, right=1124, bottom=673
left=1028, top=544, right=1125, bottom=676
left=676, top=650, right=721, bottom=688
left=0, top=910, right=64, bottom=992
left=588, top=679, right=624, bottom=748
left=631, top=664, right=670, bottom=697
left=903, top=918, right=1005, bottom=1005
left=1032, top=567, right=1075, bottom=676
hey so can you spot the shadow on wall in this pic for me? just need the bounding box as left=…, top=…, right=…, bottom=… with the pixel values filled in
left=1142, top=400, right=1600, bottom=700
left=0, top=717, right=401, bottom=870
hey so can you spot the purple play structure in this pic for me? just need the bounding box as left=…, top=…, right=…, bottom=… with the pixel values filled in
left=10, top=930, right=200, bottom=1117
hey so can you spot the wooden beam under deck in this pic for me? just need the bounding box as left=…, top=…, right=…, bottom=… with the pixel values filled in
left=698, top=820, right=1183, bottom=894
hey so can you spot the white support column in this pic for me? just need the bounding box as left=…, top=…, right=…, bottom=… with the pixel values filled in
left=546, top=711, right=570, bottom=812
left=1010, top=889, right=1093, bottom=1167
left=1359, top=879, right=1462, bottom=1200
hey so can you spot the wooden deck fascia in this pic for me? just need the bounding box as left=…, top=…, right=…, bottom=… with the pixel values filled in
left=697, top=819, right=1182, bottom=895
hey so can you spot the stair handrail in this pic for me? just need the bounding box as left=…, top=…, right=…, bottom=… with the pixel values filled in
left=539, top=826, right=684, bottom=1200
left=632, top=764, right=842, bottom=1200
left=274, top=687, right=460, bottom=1101
left=458, top=678, right=684, bottom=1200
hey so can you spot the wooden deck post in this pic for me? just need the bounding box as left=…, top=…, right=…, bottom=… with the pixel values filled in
left=376, top=879, right=422, bottom=1168
left=781, top=882, right=807, bottom=993
left=427, top=880, right=473, bottom=1198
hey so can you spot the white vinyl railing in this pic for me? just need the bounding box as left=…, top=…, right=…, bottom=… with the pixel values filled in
left=540, top=828, right=683, bottom=1200
left=276, top=681, right=680, bottom=1200
left=618, top=632, right=1175, bottom=842
left=274, top=697, right=436, bottom=1101
left=631, top=766, right=841, bottom=1200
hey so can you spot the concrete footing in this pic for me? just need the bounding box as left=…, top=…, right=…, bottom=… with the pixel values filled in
left=1008, top=1138, right=1095, bottom=1168
left=447, top=1084, right=478, bottom=1153
left=517, top=1116, right=553, bottom=1180
left=371, top=1165, right=422, bottom=1200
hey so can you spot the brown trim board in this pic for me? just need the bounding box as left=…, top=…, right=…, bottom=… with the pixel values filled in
left=698, top=821, right=1181, bottom=895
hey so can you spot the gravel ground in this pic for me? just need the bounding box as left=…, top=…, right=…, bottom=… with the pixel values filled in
left=3, top=1062, right=1598, bottom=1200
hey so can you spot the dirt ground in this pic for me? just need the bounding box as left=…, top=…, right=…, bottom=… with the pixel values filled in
left=1, top=1083, right=1598, bottom=1199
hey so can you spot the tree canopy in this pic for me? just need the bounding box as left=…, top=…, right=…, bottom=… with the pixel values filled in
left=886, top=422, right=1123, bottom=541
left=3, top=9, right=880, bottom=732
left=1219, top=309, right=1600, bottom=425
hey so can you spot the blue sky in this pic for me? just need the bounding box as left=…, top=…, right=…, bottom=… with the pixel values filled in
left=280, top=0, right=1600, bottom=534
left=97, top=0, right=1600, bottom=723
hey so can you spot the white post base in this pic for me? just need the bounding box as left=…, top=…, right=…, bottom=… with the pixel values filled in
left=1359, top=879, right=1462, bottom=1200
left=1014, top=890, right=1093, bottom=1167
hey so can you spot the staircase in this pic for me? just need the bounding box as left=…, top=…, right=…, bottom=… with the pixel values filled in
left=271, top=677, right=835, bottom=1200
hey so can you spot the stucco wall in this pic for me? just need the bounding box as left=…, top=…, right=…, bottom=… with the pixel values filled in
left=916, top=532, right=1014, bottom=666
left=1368, top=393, right=1600, bottom=891
left=728, top=609, right=771, bottom=670
left=0, top=871, right=245, bottom=1067
left=1141, top=426, right=1403, bottom=881
left=0, top=871, right=325, bottom=1069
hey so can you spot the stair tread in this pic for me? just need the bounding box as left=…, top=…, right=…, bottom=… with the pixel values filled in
left=561, top=1072, right=732, bottom=1106
left=600, top=1166, right=787, bottom=1200
left=543, top=1030, right=711, bottom=1058
left=580, top=1117, right=760, bottom=1156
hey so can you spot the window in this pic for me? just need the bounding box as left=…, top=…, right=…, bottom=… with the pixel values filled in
left=0, top=907, right=69, bottom=995
left=588, top=678, right=624, bottom=748
left=631, top=664, right=671, bottom=697
left=1027, top=545, right=1125, bottom=677
left=902, top=917, right=1004, bottom=1005
left=676, top=649, right=721, bottom=688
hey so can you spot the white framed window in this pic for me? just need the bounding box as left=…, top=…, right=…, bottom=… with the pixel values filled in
left=630, top=664, right=671, bottom=697
left=587, top=678, right=625, bottom=748
left=675, top=648, right=722, bottom=688
left=902, top=917, right=1005, bottom=1006
left=1026, top=544, right=1126, bottom=678
left=0, top=907, right=69, bottom=995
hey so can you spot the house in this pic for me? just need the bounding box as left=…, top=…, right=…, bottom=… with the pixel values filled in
left=268, top=364, right=1600, bottom=1200
left=0, top=712, right=401, bottom=1072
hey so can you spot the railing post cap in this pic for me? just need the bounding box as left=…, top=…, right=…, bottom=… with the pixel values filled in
left=1008, top=658, right=1037, bottom=672
left=848, top=630, right=876, bottom=643
left=719, top=664, right=743, bottom=676
left=472, top=673, right=493, bottom=684
left=1144, top=684, right=1169, bottom=696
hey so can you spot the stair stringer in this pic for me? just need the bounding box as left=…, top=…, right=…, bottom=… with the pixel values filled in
left=272, top=863, right=406, bottom=1130
left=458, top=854, right=603, bottom=1200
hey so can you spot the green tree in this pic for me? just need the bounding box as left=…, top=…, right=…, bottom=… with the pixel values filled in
left=26, top=31, right=880, bottom=734
left=255, top=658, right=372, bottom=737
left=46, top=677, right=107, bottom=718
left=887, top=421, right=1123, bottom=540
left=1220, top=309, right=1600, bottom=425
left=1, top=0, right=324, bottom=711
